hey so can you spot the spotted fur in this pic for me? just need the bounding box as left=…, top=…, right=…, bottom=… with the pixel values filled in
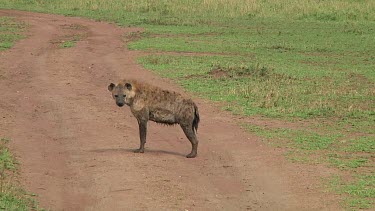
left=108, top=79, right=200, bottom=158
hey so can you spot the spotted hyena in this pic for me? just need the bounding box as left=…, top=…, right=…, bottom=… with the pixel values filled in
left=108, top=79, right=200, bottom=158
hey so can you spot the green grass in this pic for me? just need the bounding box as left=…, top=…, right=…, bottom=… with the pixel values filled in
left=245, top=125, right=341, bottom=150
left=243, top=124, right=373, bottom=165
left=329, top=175, right=375, bottom=210
left=343, top=137, right=375, bottom=153
left=1, top=0, right=375, bottom=25
left=0, top=138, right=41, bottom=211
left=133, top=21, right=373, bottom=210
left=0, top=17, right=26, bottom=50
left=139, top=54, right=374, bottom=122
left=58, top=35, right=80, bottom=48
left=1, top=0, right=374, bottom=209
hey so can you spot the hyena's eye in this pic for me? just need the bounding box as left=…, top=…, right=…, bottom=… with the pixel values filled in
left=114, top=95, right=118, bottom=97
left=123, top=95, right=126, bottom=97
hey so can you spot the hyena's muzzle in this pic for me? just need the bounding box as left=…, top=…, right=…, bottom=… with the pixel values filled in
left=115, top=95, right=125, bottom=107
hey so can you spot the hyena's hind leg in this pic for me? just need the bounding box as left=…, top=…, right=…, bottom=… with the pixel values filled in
left=180, top=123, right=199, bottom=158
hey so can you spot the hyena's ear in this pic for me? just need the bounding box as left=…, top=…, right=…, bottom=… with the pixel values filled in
left=125, top=83, right=132, bottom=90
left=108, top=83, right=115, bottom=91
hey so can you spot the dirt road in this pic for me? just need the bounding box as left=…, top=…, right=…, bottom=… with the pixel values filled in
left=0, top=10, right=339, bottom=210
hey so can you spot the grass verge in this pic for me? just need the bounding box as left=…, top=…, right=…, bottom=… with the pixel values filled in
left=139, top=53, right=374, bottom=209
left=0, top=17, right=41, bottom=211
left=0, top=16, right=26, bottom=50
left=0, top=138, right=41, bottom=210
left=328, top=175, right=375, bottom=210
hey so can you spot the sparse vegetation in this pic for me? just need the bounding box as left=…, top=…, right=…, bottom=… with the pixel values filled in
left=0, top=138, right=41, bottom=210
left=328, top=175, right=375, bottom=210
left=0, top=18, right=41, bottom=211
left=58, top=35, right=80, bottom=48
left=1, top=0, right=374, bottom=209
left=0, top=17, right=26, bottom=50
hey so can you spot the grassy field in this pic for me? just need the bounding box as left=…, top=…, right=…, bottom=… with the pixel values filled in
left=1, top=0, right=374, bottom=210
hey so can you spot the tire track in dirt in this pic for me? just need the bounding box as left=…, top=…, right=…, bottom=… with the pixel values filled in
left=0, top=10, right=339, bottom=210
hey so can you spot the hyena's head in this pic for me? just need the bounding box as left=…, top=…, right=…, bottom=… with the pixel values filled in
left=108, top=82, right=135, bottom=107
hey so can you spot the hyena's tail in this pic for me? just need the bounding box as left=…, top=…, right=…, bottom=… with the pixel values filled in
left=192, top=103, right=200, bottom=134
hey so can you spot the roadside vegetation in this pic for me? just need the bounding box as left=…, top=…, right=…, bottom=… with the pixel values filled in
left=0, top=18, right=41, bottom=211
left=0, top=16, right=25, bottom=50
left=1, top=0, right=374, bottom=209
left=0, top=138, right=40, bottom=210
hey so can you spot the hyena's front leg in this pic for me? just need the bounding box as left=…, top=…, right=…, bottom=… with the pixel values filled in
left=135, top=119, right=147, bottom=153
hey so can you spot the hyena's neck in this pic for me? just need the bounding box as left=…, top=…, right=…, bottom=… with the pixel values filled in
left=126, top=96, right=137, bottom=107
